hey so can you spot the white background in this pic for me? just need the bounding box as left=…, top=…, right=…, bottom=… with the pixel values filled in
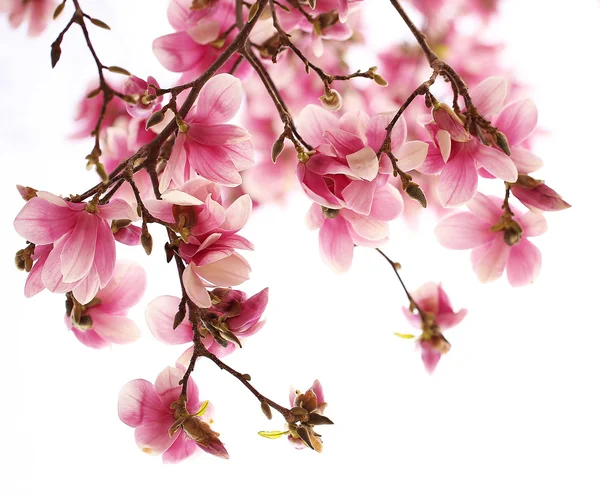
left=1, top=1, right=599, bottom=495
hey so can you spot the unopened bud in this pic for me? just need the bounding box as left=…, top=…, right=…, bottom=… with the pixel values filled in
left=53, top=1, right=66, bottom=19
left=271, top=135, right=286, bottom=163
left=405, top=183, right=427, bottom=208
left=261, top=401, right=273, bottom=420
left=107, top=65, right=130, bottom=76
left=373, top=74, right=388, bottom=87
left=96, top=163, right=109, bottom=184
left=164, top=242, right=175, bottom=263
left=319, top=89, right=343, bottom=112
left=17, top=185, right=38, bottom=201
left=173, top=309, right=186, bottom=329
left=432, top=103, right=469, bottom=142
left=146, top=110, right=165, bottom=129
left=241, top=373, right=252, bottom=381
left=494, top=131, right=511, bottom=156
left=141, top=231, right=153, bottom=255
left=248, top=2, right=260, bottom=21
left=308, top=0, right=317, bottom=9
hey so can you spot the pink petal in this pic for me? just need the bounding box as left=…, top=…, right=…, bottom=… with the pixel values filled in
left=221, top=195, right=252, bottom=231
left=153, top=32, right=204, bottom=72
left=146, top=296, right=194, bottom=345
left=365, top=112, right=407, bottom=153
left=510, top=147, right=543, bottom=174
left=162, top=433, right=199, bottom=464
left=341, top=179, right=377, bottom=215
left=435, top=212, right=495, bottom=249
left=183, top=264, right=212, bottom=308
left=96, top=259, right=146, bottom=313
left=60, top=213, right=98, bottom=283
left=470, top=77, right=507, bottom=116
left=346, top=146, right=379, bottom=180
left=342, top=210, right=388, bottom=241
left=466, top=192, right=503, bottom=223
left=495, top=99, right=537, bottom=146
left=319, top=216, right=354, bottom=272
left=14, top=197, right=76, bottom=245
left=306, top=203, right=325, bottom=230
left=41, top=238, right=78, bottom=294
left=135, top=415, right=178, bottom=455
left=24, top=247, right=51, bottom=297
left=193, top=73, right=243, bottom=125
left=311, top=379, right=325, bottom=404
left=395, top=141, right=429, bottom=171
left=228, top=288, right=269, bottom=333
left=471, top=143, right=518, bottom=182
left=518, top=211, right=548, bottom=237
left=437, top=151, right=478, bottom=207
left=369, top=185, right=404, bottom=221
left=159, top=134, right=187, bottom=192
left=187, top=123, right=250, bottom=146
left=87, top=310, right=141, bottom=345
left=471, top=235, right=511, bottom=283
left=297, top=104, right=339, bottom=146
left=506, top=239, right=542, bottom=287
left=324, top=128, right=364, bottom=157
left=187, top=141, right=242, bottom=186
left=196, top=253, right=251, bottom=287
left=155, top=366, right=185, bottom=410
left=71, top=268, right=101, bottom=305
left=418, top=144, right=447, bottom=175
left=436, top=130, right=452, bottom=163
left=118, top=379, right=166, bottom=427
left=97, top=199, right=137, bottom=221
left=93, top=218, right=117, bottom=288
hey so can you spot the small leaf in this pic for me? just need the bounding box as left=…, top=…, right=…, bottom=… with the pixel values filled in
left=261, top=401, right=272, bottom=420
left=107, top=65, right=131, bottom=76
left=90, top=18, right=111, bottom=30
left=296, top=425, right=314, bottom=450
left=194, top=400, right=209, bottom=417
left=247, top=2, right=259, bottom=22
left=394, top=333, right=415, bottom=339
left=86, top=87, right=101, bottom=99
left=53, top=1, right=66, bottom=20
left=258, top=430, right=289, bottom=439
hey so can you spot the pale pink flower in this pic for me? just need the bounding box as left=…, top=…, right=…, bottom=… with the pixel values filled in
left=306, top=184, right=403, bottom=272
left=123, top=76, right=163, bottom=119
left=2, top=0, right=55, bottom=36
left=511, top=180, right=571, bottom=212
left=297, top=104, right=427, bottom=216
left=159, top=74, right=253, bottom=190
left=118, top=366, right=228, bottom=463
left=14, top=192, right=136, bottom=304
left=435, top=192, right=547, bottom=286
left=145, top=178, right=253, bottom=307
left=153, top=0, right=237, bottom=76
left=401, top=282, right=467, bottom=373
left=64, top=260, right=145, bottom=348
left=419, top=77, right=521, bottom=207
left=71, top=82, right=127, bottom=139
left=146, top=287, right=268, bottom=357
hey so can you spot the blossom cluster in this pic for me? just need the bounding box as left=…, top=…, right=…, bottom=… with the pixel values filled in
left=7, top=0, right=569, bottom=462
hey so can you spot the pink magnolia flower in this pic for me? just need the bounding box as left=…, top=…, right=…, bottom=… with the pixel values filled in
left=64, top=260, right=145, bottom=348
left=2, top=0, right=55, bottom=36
left=145, top=178, right=253, bottom=307
left=306, top=184, right=403, bottom=272
left=71, top=82, right=127, bottom=139
left=123, top=75, right=163, bottom=119
left=435, top=192, right=547, bottom=286
left=511, top=179, right=571, bottom=212
left=146, top=287, right=268, bottom=357
left=153, top=0, right=238, bottom=77
left=401, top=282, right=467, bottom=373
left=297, top=105, right=427, bottom=216
left=118, top=366, right=228, bottom=463
left=159, top=74, right=253, bottom=190
left=14, top=192, right=136, bottom=304
left=418, top=78, right=520, bottom=207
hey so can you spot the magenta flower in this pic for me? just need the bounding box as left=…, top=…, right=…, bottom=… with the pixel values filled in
left=435, top=192, right=547, bottom=286
left=419, top=77, right=521, bottom=207
left=14, top=192, right=136, bottom=304
left=146, top=287, right=268, bottom=357
left=146, top=178, right=253, bottom=307
left=159, top=74, right=253, bottom=190
left=2, top=0, right=55, bottom=36
left=123, top=75, right=163, bottom=119
left=306, top=183, right=403, bottom=272
left=64, top=260, right=146, bottom=349
left=118, top=366, right=228, bottom=463
left=401, top=282, right=467, bottom=373
left=297, top=105, right=427, bottom=216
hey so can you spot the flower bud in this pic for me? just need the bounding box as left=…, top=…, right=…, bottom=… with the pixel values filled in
left=141, top=231, right=153, bottom=255
left=261, top=401, right=273, bottom=420
left=405, top=183, right=427, bottom=208
left=319, top=89, right=343, bottom=112
left=271, top=135, right=286, bottom=163
left=432, top=103, right=469, bottom=142
left=494, top=131, right=511, bottom=156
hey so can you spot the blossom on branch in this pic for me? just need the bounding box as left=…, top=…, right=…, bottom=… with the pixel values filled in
left=2, top=0, right=56, bottom=37
left=118, top=366, right=228, bottom=463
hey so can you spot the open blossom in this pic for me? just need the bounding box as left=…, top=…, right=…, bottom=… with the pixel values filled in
left=401, top=282, right=467, bottom=373
left=118, top=366, right=228, bottom=463
left=297, top=105, right=427, bottom=216
left=153, top=0, right=239, bottom=78
left=145, top=177, right=253, bottom=307
left=71, top=82, right=127, bottom=139
left=159, top=74, right=253, bottom=190
left=146, top=287, right=268, bottom=357
left=306, top=184, right=403, bottom=272
left=14, top=192, right=136, bottom=304
left=435, top=192, right=547, bottom=286
left=2, top=0, right=55, bottom=36
left=419, top=77, right=524, bottom=207
left=64, top=260, right=146, bottom=349
left=123, top=75, right=163, bottom=119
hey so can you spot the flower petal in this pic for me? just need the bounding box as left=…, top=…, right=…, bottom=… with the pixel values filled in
left=506, top=239, right=542, bottom=287
left=435, top=212, right=495, bottom=249
left=319, top=216, right=354, bottom=272
left=471, top=235, right=510, bottom=283
left=118, top=379, right=166, bottom=427
left=146, top=296, right=194, bottom=345
left=193, top=73, right=243, bottom=125
left=495, top=99, right=538, bottom=146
